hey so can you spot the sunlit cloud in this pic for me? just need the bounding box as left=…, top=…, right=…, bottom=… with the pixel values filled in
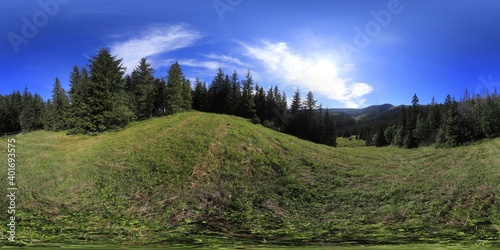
left=178, top=59, right=221, bottom=71
left=110, top=24, right=202, bottom=74
left=240, top=40, right=373, bottom=108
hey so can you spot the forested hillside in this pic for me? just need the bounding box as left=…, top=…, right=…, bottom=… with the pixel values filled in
left=1, top=48, right=500, bottom=148
left=1, top=112, right=499, bottom=245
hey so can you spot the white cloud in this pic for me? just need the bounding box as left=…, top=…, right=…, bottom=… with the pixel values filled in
left=178, top=59, right=221, bottom=71
left=203, top=53, right=248, bottom=67
left=110, top=24, right=201, bottom=74
left=240, top=40, right=373, bottom=108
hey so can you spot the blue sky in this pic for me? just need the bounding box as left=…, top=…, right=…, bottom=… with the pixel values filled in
left=2, top=0, right=500, bottom=108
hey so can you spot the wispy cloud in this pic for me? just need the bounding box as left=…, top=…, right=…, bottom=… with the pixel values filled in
left=178, top=59, right=221, bottom=71
left=110, top=24, right=202, bottom=74
left=203, top=53, right=248, bottom=67
left=240, top=40, right=373, bottom=108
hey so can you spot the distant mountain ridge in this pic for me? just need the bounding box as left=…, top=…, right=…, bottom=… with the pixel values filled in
left=328, top=103, right=394, bottom=119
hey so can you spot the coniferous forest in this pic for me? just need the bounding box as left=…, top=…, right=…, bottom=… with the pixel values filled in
left=1, top=48, right=500, bottom=148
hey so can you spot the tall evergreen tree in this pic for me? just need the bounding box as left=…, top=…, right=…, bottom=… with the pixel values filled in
left=254, top=84, right=266, bottom=121
left=443, top=96, right=461, bottom=147
left=305, top=91, right=317, bottom=112
left=290, top=88, right=301, bottom=115
left=4, top=91, right=23, bottom=132
left=228, top=70, right=241, bottom=115
left=83, top=48, right=132, bottom=132
left=208, top=68, right=226, bottom=113
left=152, top=77, right=167, bottom=116
left=165, top=62, right=187, bottom=114
left=238, top=70, right=256, bottom=118
left=182, top=78, right=193, bottom=110
left=48, top=77, right=70, bottom=130
left=67, top=66, right=92, bottom=133
left=192, top=78, right=209, bottom=111
left=130, top=58, right=155, bottom=120
left=323, top=108, right=337, bottom=146
left=20, top=87, right=36, bottom=132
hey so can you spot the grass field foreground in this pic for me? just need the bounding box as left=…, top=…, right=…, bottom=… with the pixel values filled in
left=0, top=111, right=499, bottom=245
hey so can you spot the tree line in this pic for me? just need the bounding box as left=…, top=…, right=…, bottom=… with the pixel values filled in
left=0, top=48, right=336, bottom=146
left=356, top=91, right=500, bottom=148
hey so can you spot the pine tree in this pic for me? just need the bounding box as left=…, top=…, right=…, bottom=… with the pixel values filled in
left=238, top=70, right=256, bottom=118
left=323, top=108, right=337, bottom=146
left=374, top=126, right=388, bottom=147
left=182, top=78, right=193, bottom=110
left=265, top=86, right=276, bottom=121
left=192, top=78, right=208, bottom=111
left=254, top=85, right=266, bottom=121
left=165, top=62, right=187, bottom=114
left=480, top=93, right=500, bottom=138
left=152, top=77, right=167, bottom=116
left=290, top=88, right=301, bottom=115
left=20, top=87, right=36, bottom=132
left=228, top=70, right=241, bottom=115
left=221, top=74, right=232, bottom=114
left=394, top=105, right=407, bottom=147
left=10, top=91, right=22, bottom=132
left=83, top=48, right=132, bottom=132
left=443, top=95, right=461, bottom=147
left=67, top=66, right=91, bottom=133
left=208, top=68, right=226, bottom=113
left=48, top=77, right=69, bottom=131
left=427, top=96, right=441, bottom=142
left=305, top=91, right=317, bottom=112
left=130, top=58, right=155, bottom=120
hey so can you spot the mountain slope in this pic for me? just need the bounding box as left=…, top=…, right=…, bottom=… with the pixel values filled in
left=328, top=104, right=394, bottom=119
left=0, top=111, right=499, bottom=245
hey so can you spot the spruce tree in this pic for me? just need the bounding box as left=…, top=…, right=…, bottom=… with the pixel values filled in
left=192, top=78, right=208, bottom=111
left=443, top=95, right=461, bottom=146
left=48, top=77, right=70, bottom=131
left=9, top=91, right=23, bottom=132
left=165, top=62, right=187, bottom=114
left=152, top=77, right=167, bottom=116
left=238, top=70, right=256, bottom=118
left=130, top=58, right=155, bottom=120
left=182, top=78, right=193, bottom=110
left=229, top=70, right=241, bottom=115
left=67, top=66, right=91, bottom=133
left=84, top=48, right=132, bottom=132
left=290, top=88, right=301, bottom=115
left=254, top=85, right=266, bottom=121
left=323, top=108, right=337, bottom=146
left=20, top=87, right=36, bottom=132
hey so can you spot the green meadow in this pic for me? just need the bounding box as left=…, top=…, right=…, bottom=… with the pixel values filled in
left=0, top=111, right=499, bottom=246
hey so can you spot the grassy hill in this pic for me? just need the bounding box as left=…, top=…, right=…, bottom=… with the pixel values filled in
left=0, top=111, right=499, bottom=246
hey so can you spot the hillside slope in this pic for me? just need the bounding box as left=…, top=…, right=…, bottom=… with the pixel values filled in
left=0, top=111, right=499, bottom=245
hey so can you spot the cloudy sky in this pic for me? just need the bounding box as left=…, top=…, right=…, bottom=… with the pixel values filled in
left=2, top=0, right=500, bottom=108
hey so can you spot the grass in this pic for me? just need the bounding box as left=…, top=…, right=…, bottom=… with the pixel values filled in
left=0, top=111, right=499, bottom=246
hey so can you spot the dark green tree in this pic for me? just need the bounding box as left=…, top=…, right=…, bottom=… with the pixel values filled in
left=152, top=77, right=167, bottom=116
left=182, top=78, right=193, bottom=110
left=290, top=88, right=301, bottom=115
left=192, top=78, right=208, bottom=111
left=130, top=58, right=155, bottom=120
left=238, top=70, right=256, bottom=118
left=208, top=68, right=226, bottom=113
left=47, top=77, right=70, bottom=131
left=165, top=62, right=187, bottom=114
left=84, top=48, right=132, bottom=132
left=228, top=70, right=241, bottom=115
